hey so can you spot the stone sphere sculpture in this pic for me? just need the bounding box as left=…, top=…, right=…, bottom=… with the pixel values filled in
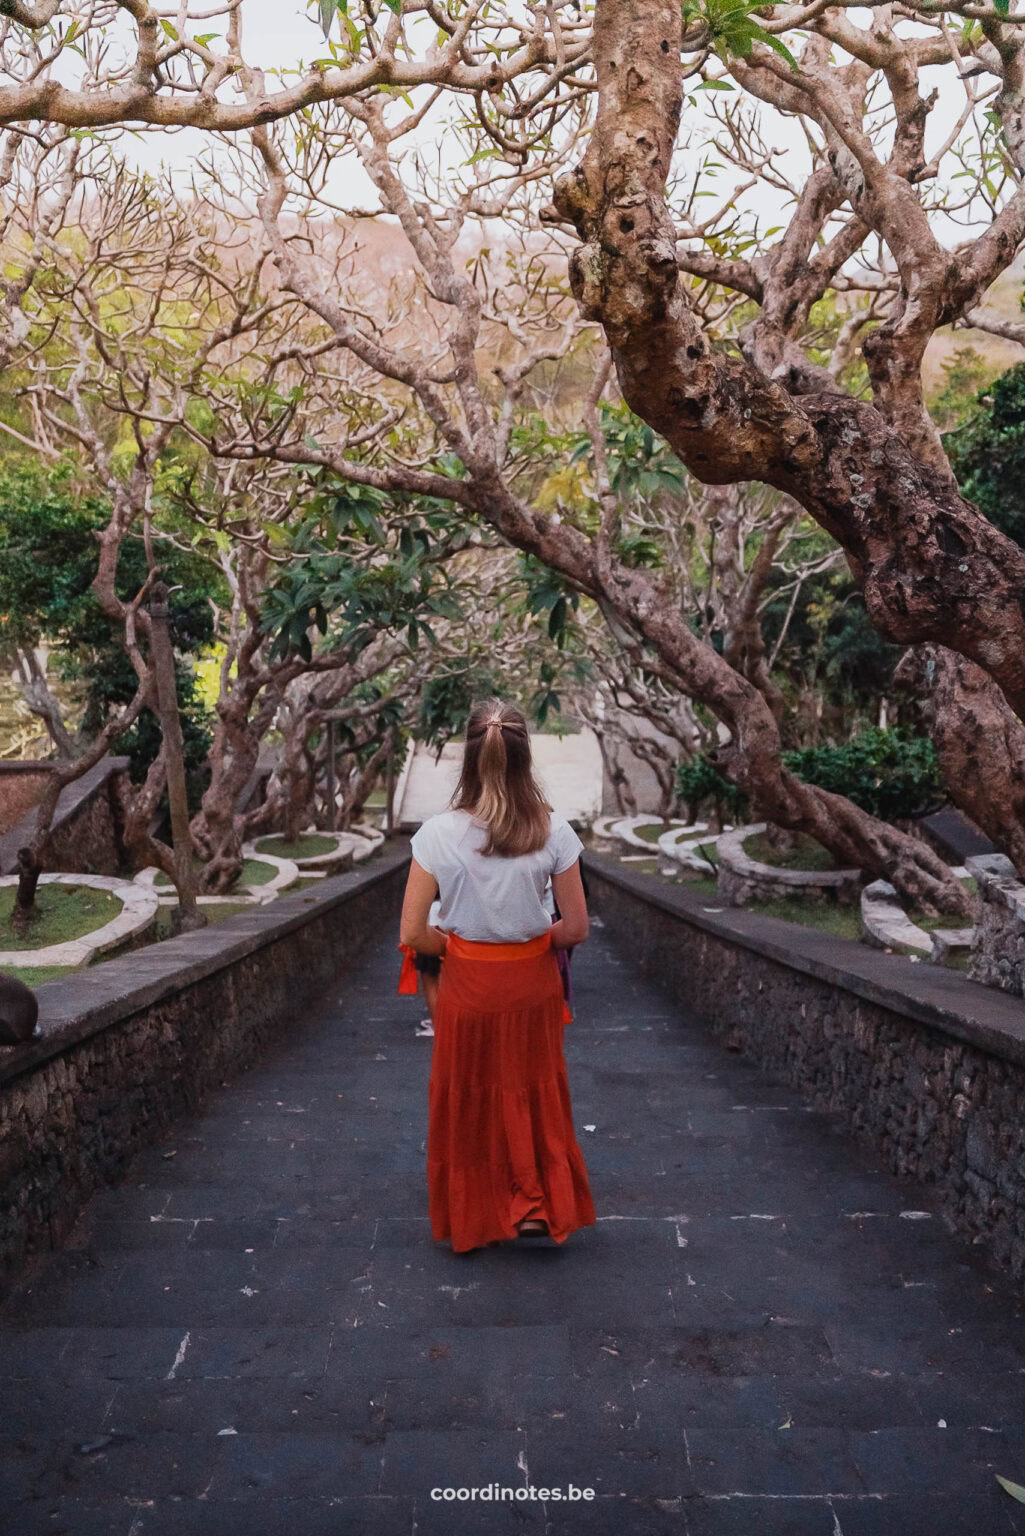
left=0, top=971, right=39, bottom=1044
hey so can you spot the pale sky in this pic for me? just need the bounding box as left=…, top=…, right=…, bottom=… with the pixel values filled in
left=90, top=3, right=995, bottom=258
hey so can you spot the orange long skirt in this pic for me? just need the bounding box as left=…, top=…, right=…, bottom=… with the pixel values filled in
left=427, top=931, right=596, bottom=1253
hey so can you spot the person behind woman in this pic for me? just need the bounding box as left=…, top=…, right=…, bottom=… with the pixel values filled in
left=399, top=699, right=596, bottom=1252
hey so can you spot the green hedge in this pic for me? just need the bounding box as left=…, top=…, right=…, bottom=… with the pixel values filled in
left=676, top=729, right=944, bottom=825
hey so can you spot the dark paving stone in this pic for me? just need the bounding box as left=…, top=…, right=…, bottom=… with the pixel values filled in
left=377, top=1427, right=525, bottom=1494
left=682, top=1497, right=839, bottom=1535
left=34, top=1496, right=418, bottom=1536
left=0, top=1325, right=188, bottom=1382
left=849, top=1425, right=1025, bottom=1496
left=544, top=1496, right=685, bottom=1534
left=569, top=1325, right=837, bottom=1382
left=411, top=1497, right=546, bottom=1533
left=525, top=1407, right=690, bottom=1499
left=202, top=1429, right=383, bottom=1499
left=0, top=1430, right=219, bottom=1504
left=837, top=1492, right=1025, bottom=1535
left=686, top=1426, right=863, bottom=1498
left=5, top=924, right=1025, bottom=1534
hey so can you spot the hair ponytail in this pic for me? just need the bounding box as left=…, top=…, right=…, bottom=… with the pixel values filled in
left=452, top=698, right=551, bottom=856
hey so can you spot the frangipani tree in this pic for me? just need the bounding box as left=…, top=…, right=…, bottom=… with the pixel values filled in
left=4, top=1, right=1025, bottom=916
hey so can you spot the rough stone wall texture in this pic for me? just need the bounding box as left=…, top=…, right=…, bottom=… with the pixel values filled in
left=42, top=774, right=122, bottom=875
left=586, top=856, right=1025, bottom=1291
left=0, top=850, right=408, bottom=1295
left=967, top=855, right=1025, bottom=997
left=0, top=757, right=129, bottom=876
left=0, top=767, right=50, bottom=837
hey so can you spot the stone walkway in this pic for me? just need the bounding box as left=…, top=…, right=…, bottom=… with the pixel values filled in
left=3, top=922, right=1025, bottom=1533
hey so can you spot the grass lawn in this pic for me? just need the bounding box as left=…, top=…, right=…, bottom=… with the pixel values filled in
left=153, top=901, right=262, bottom=940
left=2, top=963, right=80, bottom=985
left=747, top=895, right=862, bottom=941
left=256, top=833, right=339, bottom=860
left=744, top=830, right=837, bottom=872
left=623, top=857, right=660, bottom=876
left=675, top=875, right=720, bottom=902
left=155, top=857, right=276, bottom=890
left=0, top=884, right=120, bottom=952
left=632, top=822, right=666, bottom=845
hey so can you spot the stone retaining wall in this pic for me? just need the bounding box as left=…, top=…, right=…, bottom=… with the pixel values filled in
left=585, top=853, right=1025, bottom=1290
left=0, top=764, right=51, bottom=837
left=967, top=853, right=1025, bottom=997
left=0, top=846, right=409, bottom=1296
left=0, top=756, right=129, bottom=876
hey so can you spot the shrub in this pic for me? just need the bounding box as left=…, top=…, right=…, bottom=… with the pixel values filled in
left=675, top=755, right=749, bottom=822
left=781, top=728, right=944, bottom=822
left=675, top=729, right=944, bottom=827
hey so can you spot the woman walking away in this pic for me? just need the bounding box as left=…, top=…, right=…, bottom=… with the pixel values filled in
left=398, top=699, right=596, bottom=1253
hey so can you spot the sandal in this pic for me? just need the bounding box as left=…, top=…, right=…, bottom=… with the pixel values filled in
left=515, top=1218, right=552, bottom=1241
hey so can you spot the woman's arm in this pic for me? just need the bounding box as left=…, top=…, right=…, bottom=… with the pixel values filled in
left=399, top=858, right=447, bottom=955
left=549, top=860, right=589, bottom=948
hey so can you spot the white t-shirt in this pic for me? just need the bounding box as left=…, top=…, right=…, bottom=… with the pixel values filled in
left=411, top=808, right=584, bottom=944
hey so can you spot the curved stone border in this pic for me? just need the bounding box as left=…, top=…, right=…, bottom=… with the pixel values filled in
left=252, top=830, right=356, bottom=875
left=607, top=815, right=688, bottom=853
left=0, top=874, right=159, bottom=968
left=860, top=880, right=932, bottom=955
left=656, top=822, right=720, bottom=877
left=131, top=869, right=265, bottom=910
left=137, top=852, right=301, bottom=905
left=348, top=824, right=385, bottom=863
left=716, top=823, right=862, bottom=908
left=238, top=846, right=301, bottom=899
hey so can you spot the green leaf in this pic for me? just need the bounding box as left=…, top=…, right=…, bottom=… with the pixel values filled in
left=160, top=18, right=179, bottom=40
left=694, top=79, right=734, bottom=92
left=319, top=0, right=340, bottom=38
left=383, top=0, right=403, bottom=12
left=994, top=0, right=1011, bottom=14
left=997, top=1476, right=1025, bottom=1504
left=548, top=595, right=567, bottom=641
left=753, top=23, right=799, bottom=71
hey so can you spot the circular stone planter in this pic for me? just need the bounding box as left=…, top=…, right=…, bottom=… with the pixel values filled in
left=132, top=869, right=265, bottom=910
left=607, top=816, right=688, bottom=853
left=237, top=846, right=300, bottom=899
left=861, top=879, right=976, bottom=967
left=251, top=831, right=356, bottom=875
left=716, top=823, right=862, bottom=909
left=347, top=824, right=385, bottom=863
left=0, top=873, right=159, bottom=968
left=860, top=879, right=932, bottom=955
left=135, top=856, right=299, bottom=905
left=656, top=823, right=723, bottom=877
left=588, top=815, right=625, bottom=853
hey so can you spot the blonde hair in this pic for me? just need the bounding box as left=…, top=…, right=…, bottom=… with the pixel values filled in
left=452, top=698, right=551, bottom=856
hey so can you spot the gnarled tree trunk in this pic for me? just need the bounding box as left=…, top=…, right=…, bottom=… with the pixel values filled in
left=896, top=646, right=1025, bottom=875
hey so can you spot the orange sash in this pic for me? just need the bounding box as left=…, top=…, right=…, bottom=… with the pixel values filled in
left=397, top=944, right=420, bottom=995
left=398, top=930, right=571, bottom=1021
